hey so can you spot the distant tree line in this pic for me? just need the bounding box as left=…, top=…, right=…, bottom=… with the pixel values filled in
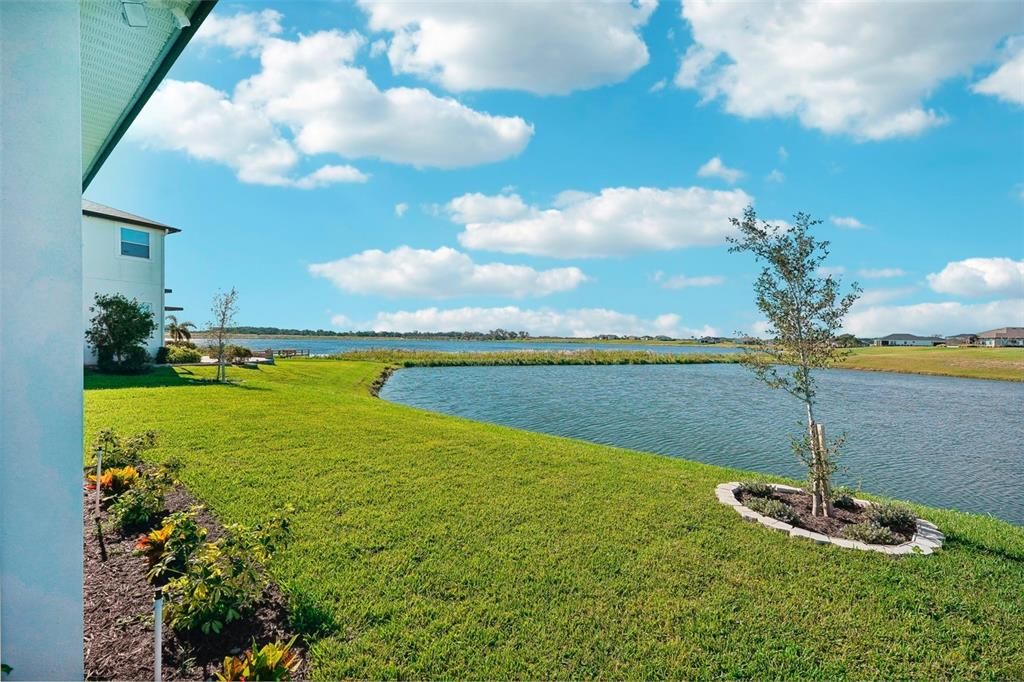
left=215, top=326, right=536, bottom=340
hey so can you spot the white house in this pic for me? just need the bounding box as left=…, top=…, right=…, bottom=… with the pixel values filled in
left=872, top=333, right=944, bottom=347
left=82, top=200, right=180, bottom=364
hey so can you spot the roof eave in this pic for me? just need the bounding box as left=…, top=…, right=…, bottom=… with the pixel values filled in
left=82, top=0, right=217, bottom=190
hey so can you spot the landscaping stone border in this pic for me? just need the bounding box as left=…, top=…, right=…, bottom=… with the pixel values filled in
left=715, top=482, right=944, bottom=555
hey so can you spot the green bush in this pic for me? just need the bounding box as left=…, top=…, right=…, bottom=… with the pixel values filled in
left=225, top=344, right=253, bottom=363
left=216, top=637, right=301, bottom=681
left=86, top=292, right=156, bottom=373
left=155, top=346, right=170, bottom=364
left=167, top=345, right=202, bottom=364
left=107, top=470, right=169, bottom=533
left=832, top=486, right=858, bottom=510
left=136, top=507, right=208, bottom=584
left=745, top=496, right=798, bottom=524
left=737, top=481, right=775, bottom=498
left=866, top=502, right=917, bottom=534
left=87, top=427, right=156, bottom=468
left=97, top=345, right=150, bottom=373
left=842, top=522, right=898, bottom=545
left=166, top=507, right=292, bottom=635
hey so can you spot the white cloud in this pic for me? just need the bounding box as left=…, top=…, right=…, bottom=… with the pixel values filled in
left=358, top=1, right=656, bottom=95
left=676, top=1, right=1021, bottom=140
left=194, top=9, right=283, bottom=55
left=653, top=271, right=725, bottom=289
left=697, top=156, right=744, bottom=184
left=973, top=37, right=1024, bottom=105
left=778, top=146, right=789, bottom=162
left=927, top=257, right=1024, bottom=297
left=450, top=186, right=753, bottom=258
left=816, top=265, right=846, bottom=277
left=394, top=202, right=409, bottom=217
left=766, top=169, right=785, bottom=183
left=309, top=246, right=587, bottom=299
left=751, top=320, right=773, bottom=337
left=844, top=298, right=1024, bottom=337
left=127, top=81, right=365, bottom=188
left=649, top=79, right=668, bottom=93
left=369, top=39, right=388, bottom=58
left=855, top=287, right=917, bottom=306
left=831, top=216, right=865, bottom=229
left=130, top=23, right=534, bottom=185
left=342, top=305, right=717, bottom=338
left=859, top=267, right=907, bottom=279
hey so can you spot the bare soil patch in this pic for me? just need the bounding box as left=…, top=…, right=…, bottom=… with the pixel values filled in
left=736, top=489, right=914, bottom=543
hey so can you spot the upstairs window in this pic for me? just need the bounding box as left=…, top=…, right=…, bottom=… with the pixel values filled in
left=120, top=227, right=150, bottom=258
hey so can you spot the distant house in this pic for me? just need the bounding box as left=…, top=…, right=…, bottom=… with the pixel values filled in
left=82, top=200, right=180, bottom=364
left=976, top=327, right=1024, bottom=347
left=945, top=333, right=979, bottom=346
left=873, top=333, right=944, bottom=347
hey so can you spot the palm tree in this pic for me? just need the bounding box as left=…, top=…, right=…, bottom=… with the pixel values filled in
left=165, top=314, right=196, bottom=345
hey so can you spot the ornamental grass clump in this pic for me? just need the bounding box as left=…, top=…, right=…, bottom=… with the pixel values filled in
left=842, top=522, right=898, bottom=545
left=745, top=496, right=798, bottom=524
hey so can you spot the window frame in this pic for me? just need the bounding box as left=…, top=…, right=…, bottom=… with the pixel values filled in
left=119, top=226, right=151, bottom=259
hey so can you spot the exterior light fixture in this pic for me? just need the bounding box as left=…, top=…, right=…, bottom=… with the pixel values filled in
left=121, top=1, right=148, bottom=27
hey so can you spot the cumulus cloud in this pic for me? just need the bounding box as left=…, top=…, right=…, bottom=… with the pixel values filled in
left=358, top=0, right=656, bottom=95
left=127, top=81, right=365, bottom=188
left=449, top=186, right=752, bottom=258
left=973, top=37, right=1024, bottom=105
left=859, top=267, right=907, bottom=279
left=676, top=1, right=1021, bottom=140
left=336, top=305, right=717, bottom=338
left=653, top=271, right=725, bottom=289
left=927, top=257, right=1024, bottom=297
left=394, top=202, right=409, bottom=217
left=766, top=169, right=785, bottom=183
left=129, top=20, right=534, bottom=185
left=844, top=298, right=1024, bottom=337
left=194, top=9, right=283, bottom=55
left=697, top=156, right=744, bottom=184
left=816, top=265, right=846, bottom=277
left=308, top=246, right=587, bottom=299
left=831, top=215, right=864, bottom=228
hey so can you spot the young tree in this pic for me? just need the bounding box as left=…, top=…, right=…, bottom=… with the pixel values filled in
left=165, top=314, right=196, bottom=345
left=85, top=293, right=157, bottom=372
left=208, top=288, right=239, bottom=383
left=728, top=207, right=861, bottom=517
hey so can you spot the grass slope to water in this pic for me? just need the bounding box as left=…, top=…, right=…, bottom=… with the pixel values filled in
left=85, top=360, right=1024, bottom=679
left=845, top=346, right=1024, bottom=381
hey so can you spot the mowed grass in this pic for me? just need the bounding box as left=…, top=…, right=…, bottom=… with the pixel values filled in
left=845, top=346, right=1024, bottom=381
left=85, top=360, right=1024, bottom=679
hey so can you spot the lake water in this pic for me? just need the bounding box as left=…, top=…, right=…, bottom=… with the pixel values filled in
left=225, top=337, right=742, bottom=356
left=382, top=363, right=1024, bottom=525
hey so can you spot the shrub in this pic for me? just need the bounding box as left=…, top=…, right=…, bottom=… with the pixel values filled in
left=842, top=522, right=898, bottom=545
left=865, top=502, right=917, bottom=534
left=737, top=481, right=774, bottom=498
left=745, top=496, right=798, bottom=524
left=155, top=346, right=170, bottom=364
left=98, top=345, right=150, bottom=373
left=167, top=345, right=202, bottom=364
left=86, top=293, right=156, bottom=373
left=225, top=344, right=253, bottom=363
left=87, top=427, right=157, bottom=468
left=832, top=486, right=858, bottom=510
left=216, top=637, right=301, bottom=681
left=86, top=465, right=139, bottom=497
left=136, top=507, right=208, bottom=584
left=107, top=470, right=169, bottom=533
left=166, top=507, right=293, bottom=635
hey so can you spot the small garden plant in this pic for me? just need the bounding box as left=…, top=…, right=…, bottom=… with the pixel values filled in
left=87, top=427, right=157, bottom=468
left=107, top=469, right=170, bottom=533
left=842, top=522, right=898, bottom=545
left=745, top=497, right=799, bottom=524
left=216, top=637, right=301, bottom=681
left=135, top=507, right=208, bottom=583
left=866, top=502, right=917, bottom=535
left=736, top=481, right=774, bottom=498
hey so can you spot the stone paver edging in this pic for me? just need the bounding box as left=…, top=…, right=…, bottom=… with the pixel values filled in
left=716, top=482, right=944, bottom=555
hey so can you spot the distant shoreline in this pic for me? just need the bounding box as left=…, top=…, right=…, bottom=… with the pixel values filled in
left=189, top=333, right=736, bottom=347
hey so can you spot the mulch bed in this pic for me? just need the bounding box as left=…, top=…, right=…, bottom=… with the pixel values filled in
left=736, top=489, right=914, bottom=543
left=84, top=483, right=308, bottom=680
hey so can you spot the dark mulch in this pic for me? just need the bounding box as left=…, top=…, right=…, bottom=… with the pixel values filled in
left=84, top=482, right=308, bottom=680
left=737, top=489, right=914, bottom=543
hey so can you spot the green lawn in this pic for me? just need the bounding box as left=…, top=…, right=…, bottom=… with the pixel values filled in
left=85, top=361, right=1024, bottom=679
left=845, top=345, right=1024, bottom=381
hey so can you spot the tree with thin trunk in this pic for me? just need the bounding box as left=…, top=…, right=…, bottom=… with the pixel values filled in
left=728, top=207, right=861, bottom=517
left=165, top=314, right=196, bottom=345
left=208, top=288, right=239, bottom=383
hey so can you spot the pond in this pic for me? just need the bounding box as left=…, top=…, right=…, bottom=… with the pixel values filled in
left=381, top=363, right=1024, bottom=525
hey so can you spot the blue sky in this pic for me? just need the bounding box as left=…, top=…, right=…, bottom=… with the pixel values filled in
left=86, top=1, right=1024, bottom=337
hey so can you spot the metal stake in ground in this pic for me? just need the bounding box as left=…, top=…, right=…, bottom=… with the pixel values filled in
left=154, top=588, right=163, bottom=681
left=94, top=446, right=103, bottom=516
